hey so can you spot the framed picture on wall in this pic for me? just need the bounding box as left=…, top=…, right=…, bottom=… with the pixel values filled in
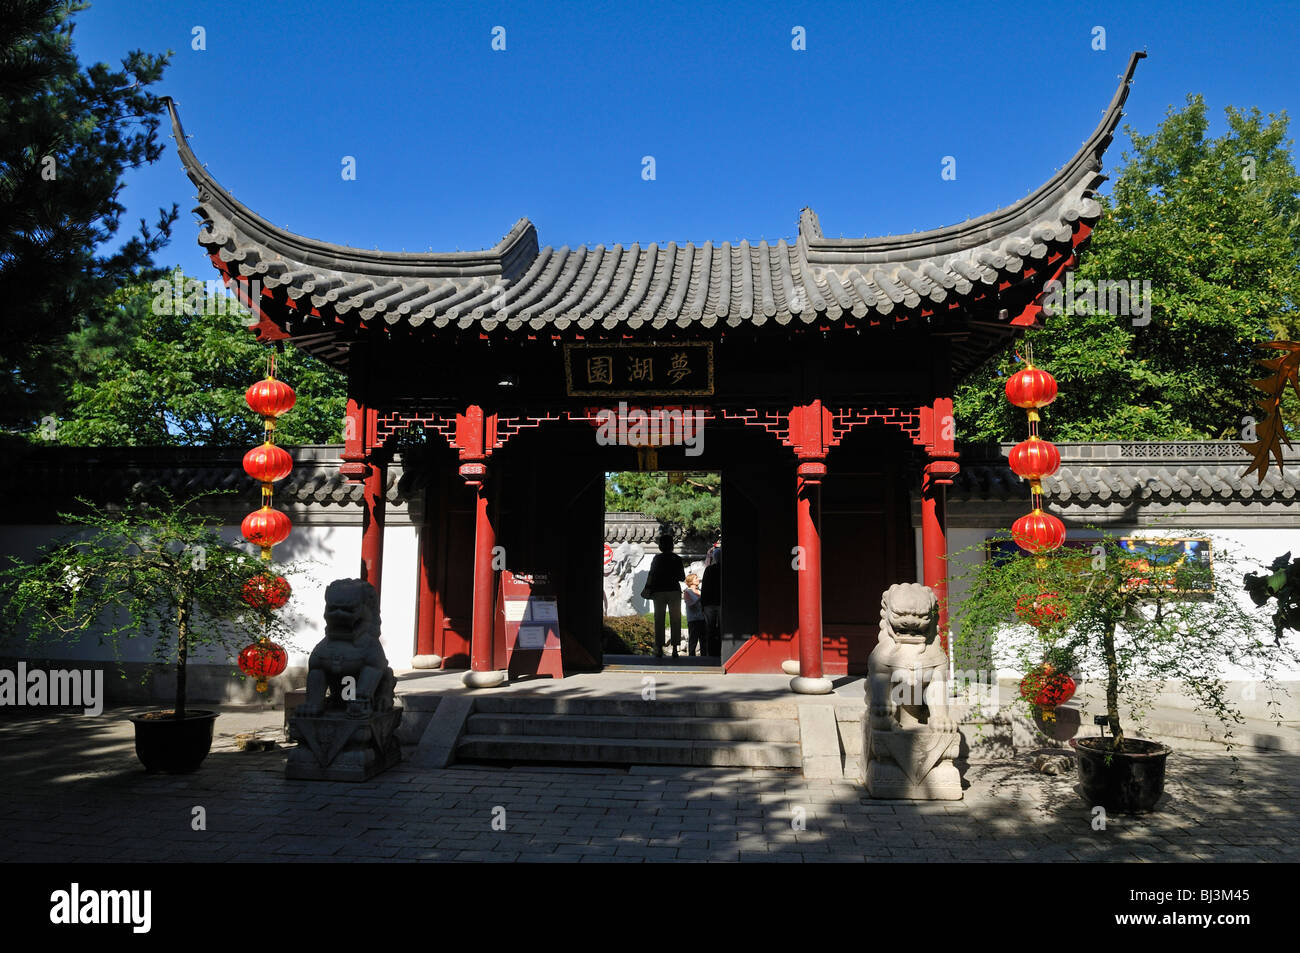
left=985, top=536, right=1214, bottom=595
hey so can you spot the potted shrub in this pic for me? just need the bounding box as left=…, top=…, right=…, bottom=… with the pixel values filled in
left=0, top=492, right=294, bottom=773
left=949, top=530, right=1298, bottom=812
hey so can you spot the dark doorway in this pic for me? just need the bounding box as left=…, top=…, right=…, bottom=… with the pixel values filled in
left=601, top=470, right=722, bottom=669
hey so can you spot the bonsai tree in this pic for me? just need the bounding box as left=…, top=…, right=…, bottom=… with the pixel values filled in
left=0, top=491, right=295, bottom=718
left=949, top=529, right=1298, bottom=752
left=1244, top=552, right=1300, bottom=645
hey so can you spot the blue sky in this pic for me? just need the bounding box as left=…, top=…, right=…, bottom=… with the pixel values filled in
left=75, top=0, right=1297, bottom=277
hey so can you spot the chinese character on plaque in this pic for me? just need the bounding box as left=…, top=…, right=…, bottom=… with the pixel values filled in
left=666, top=351, right=691, bottom=384
left=587, top=356, right=614, bottom=385
left=627, top=356, right=654, bottom=382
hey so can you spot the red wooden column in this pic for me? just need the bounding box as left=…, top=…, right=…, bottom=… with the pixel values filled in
left=340, top=393, right=388, bottom=600
left=788, top=401, right=834, bottom=695
left=360, top=460, right=386, bottom=591
left=794, top=460, right=832, bottom=693
left=412, top=497, right=442, bottom=668
left=918, top=398, right=960, bottom=643
left=456, top=406, right=506, bottom=688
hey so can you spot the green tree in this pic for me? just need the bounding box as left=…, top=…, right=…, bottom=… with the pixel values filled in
left=1, top=0, right=178, bottom=431
left=605, top=471, right=721, bottom=538
left=0, top=491, right=298, bottom=718
left=955, top=96, right=1300, bottom=443
left=46, top=269, right=346, bottom=446
left=949, top=531, right=1296, bottom=753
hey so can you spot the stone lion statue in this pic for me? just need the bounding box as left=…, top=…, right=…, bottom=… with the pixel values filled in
left=299, top=578, right=396, bottom=719
left=863, top=583, right=961, bottom=799
left=867, top=582, right=954, bottom=733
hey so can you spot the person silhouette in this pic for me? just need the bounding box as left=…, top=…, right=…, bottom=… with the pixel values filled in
left=646, top=533, right=686, bottom=658
left=683, top=572, right=706, bottom=657
left=701, top=546, right=721, bottom=657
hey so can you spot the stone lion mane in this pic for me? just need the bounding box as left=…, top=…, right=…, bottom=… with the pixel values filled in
left=324, top=578, right=381, bottom=643
left=878, top=583, right=940, bottom=647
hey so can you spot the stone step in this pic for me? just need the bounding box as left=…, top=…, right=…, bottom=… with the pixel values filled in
left=466, top=712, right=800, bottom=743
left=468, top=696, right=801, bottom=719
left=455, top=733, right=803, bottom=768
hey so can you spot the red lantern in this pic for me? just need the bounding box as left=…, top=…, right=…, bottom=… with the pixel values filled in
left=242, top=506, right=292, bottom=555
left=1005, top=366, right=1058, bottom=409
left=238, top=637, right=288, bottom=693
left=1012, top=509, right=1067, bottom=554
left=243, top=442, right=293, bottom=484
left=1014, top=591, right=1067, bottom=628
left=1008, top=437, right=1061, bottom=482
left=245, top=377, right=297, bottom=420
left=1019, top=665, right=1077, bottom=709
left=242, top=573, right=292, bottom=611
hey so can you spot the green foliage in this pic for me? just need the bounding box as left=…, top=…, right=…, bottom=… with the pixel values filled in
left=604, top=471, right=721, bottom=538
left=602, top=614, right=658, bottom=656
left=43, top=269, right=347, bottom=447
left=0, top=491, right=296, bottom=714
left=1243, top=551, right=1300, bottom=645
left=955, top=96, right=1300, bottom=443
left=0, top=0, right=178, bottom=431
left=949, top=530, right=1297, bottom=753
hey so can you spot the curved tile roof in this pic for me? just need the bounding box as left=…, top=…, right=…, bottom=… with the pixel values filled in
left=165, top=53, right=1144, bottom=338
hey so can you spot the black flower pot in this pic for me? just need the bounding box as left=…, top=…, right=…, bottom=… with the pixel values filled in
left=1072, top=736, right=1172, bottom=813
left=129, top=710, right=219, bottom=773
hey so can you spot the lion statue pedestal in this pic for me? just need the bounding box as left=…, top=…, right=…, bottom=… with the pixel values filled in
left=863, top=583, right=962, bottom=800
left=287, top=579, right=402, bottom=782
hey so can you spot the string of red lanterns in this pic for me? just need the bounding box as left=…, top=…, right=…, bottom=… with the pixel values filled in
left=237, top=352, right=295, bottom=693
left=241, top=354, right=296, bottom=561
left=1005, top=347, right=1066, bottom=557
left=1006, top=348, right=1072, bottom=717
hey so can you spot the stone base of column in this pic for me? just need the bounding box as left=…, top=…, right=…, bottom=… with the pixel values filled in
left=463, top=669, right=507, bottom=689
left=781, top=659, right=801, bottom=676
left=411, top=655, right=443, bottom=670
left=789, top=675, right=833, bottom=695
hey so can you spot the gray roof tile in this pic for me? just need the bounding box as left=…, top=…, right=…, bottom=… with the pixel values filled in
left=952, top=441, right=1299, bottom=506
left=163, top=54, right=1145, bottom=343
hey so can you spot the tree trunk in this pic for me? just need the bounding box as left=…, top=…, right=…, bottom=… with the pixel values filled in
left=176, top=604, right=188, bottom=720
left=1103, top=613, right=1122, bottom=751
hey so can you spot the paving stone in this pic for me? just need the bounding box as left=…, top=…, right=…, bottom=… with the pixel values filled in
left=1, top=708, right=1296, bottom=864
